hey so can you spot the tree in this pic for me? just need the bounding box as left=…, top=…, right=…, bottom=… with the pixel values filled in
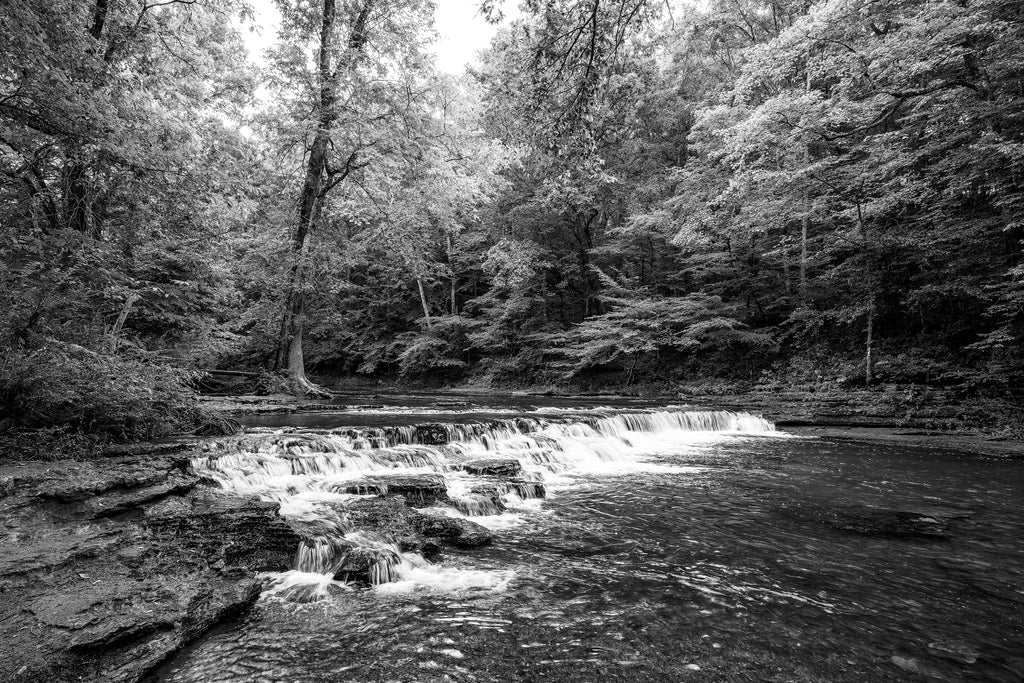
left=272, top=0, right=372, bottom=393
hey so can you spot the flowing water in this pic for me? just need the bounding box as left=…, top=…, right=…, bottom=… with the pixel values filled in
left=157, top=399, right=1024, bottom=682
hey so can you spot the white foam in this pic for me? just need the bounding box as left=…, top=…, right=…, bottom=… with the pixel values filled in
left=374, top=566, right=516, bottom=594
left=260, top=570, right=349, bottom=601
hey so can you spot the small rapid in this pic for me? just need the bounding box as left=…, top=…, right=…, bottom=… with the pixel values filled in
left=192, top=409, right=776, bottom=596
left=161, top=411, right=1024, bottom=682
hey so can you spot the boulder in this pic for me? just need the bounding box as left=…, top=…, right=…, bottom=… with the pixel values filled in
left=398, top=532, right=442, bottom=556
left=412, top=513, right=493, bottom=547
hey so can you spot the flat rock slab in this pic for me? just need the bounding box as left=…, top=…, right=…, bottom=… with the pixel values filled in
left=460, top=458, right=522, bottom=477
left=0, top=453, right=297, bottom=683
left=82, top=473, right=198, bottom=518
left=338, top=474, right=449, bottom=506
left=338, top=496, right=491, bottom=549
left=144, top=490, right=300, bottom=572
left=777, top=502, right=955, bottom=539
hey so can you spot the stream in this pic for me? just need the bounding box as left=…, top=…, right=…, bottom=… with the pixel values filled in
left=157, top=397, right=1024, bottom=682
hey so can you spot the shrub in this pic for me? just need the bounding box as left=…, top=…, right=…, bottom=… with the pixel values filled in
left=0, top=342, right=225, bottom=450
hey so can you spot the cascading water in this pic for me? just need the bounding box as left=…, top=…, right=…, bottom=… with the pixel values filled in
left=160, top=406, right=1024, bottom=683
left=192, top=409, right=777, bottom=598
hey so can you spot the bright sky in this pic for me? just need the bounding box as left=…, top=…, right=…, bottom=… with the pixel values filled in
left=239, top=0, right=518, bottom=73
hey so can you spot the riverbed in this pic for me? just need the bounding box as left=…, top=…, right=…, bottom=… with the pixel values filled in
left=157, top=401, right=1024, bottom=682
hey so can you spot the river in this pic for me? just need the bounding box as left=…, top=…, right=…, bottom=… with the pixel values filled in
left=156, top=397, right=1024, bottom=682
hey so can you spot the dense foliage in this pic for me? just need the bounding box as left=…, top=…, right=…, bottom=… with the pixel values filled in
left=1, top=0, right=1021, bottom=443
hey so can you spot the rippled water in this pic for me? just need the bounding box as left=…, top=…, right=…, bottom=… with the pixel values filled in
left=158, top=406, right=1024, bottom=682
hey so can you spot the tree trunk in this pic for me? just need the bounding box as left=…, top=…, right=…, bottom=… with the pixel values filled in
left=63, top=0, right=110, bottom=240
left=800, top=202, right=808, bottom=297
left=800, top=69, right=810, bottom=300
left=446, top=232, right=457, bottom=314
left=782, top=236, right=792, bottom=294
left=276, top=140, right=326, bottom=389
left=417, top=277, right=433, bottom=329
left=865, top=301, right=874, bottom=386
left=625, top=352, right=639, bottom=387
left=275, top=0, right=372, bottom=395
left=107, top=291, right=139, bottom=353
left=66, top=161, right=95, bottom=237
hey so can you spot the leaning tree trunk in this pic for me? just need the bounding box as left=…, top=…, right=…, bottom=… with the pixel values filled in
left=416, top=277, right=433, bottom=329
left=275, top=0, right=372, bottom=395
left=107, top=291, right=139, bottom=353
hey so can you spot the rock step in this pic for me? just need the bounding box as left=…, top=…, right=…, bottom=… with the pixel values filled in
left=328, top=497, right=492, bottom=550
left=471, top=478, right=547, bottom=501
left=459, top=458, right=523, bottom=477
left=335, top=474, right=449, bottom=506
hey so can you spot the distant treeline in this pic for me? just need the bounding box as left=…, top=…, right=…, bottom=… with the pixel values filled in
left=2, top=0, right=1022, bottom=440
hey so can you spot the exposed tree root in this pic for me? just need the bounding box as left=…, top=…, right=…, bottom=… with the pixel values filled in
left=290, top=374, right=333, bottom=399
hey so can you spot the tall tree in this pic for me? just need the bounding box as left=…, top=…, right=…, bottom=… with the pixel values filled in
left=268, top=0, right=439, bottom=392
left=273, top=0, right=373, bottom=393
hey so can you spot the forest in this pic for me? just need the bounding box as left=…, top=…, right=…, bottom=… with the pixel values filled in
left=2, top=0, right=1023, bottom=447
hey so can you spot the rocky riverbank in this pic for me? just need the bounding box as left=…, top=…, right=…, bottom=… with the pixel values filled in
left=0, top=443, right=508, bottom=683
left=0, top=447, right=294, bottom=682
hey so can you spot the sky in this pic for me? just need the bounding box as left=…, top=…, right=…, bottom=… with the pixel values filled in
left=239, top=0, right=519, bottom=73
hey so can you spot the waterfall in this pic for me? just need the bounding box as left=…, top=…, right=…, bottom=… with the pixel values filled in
left=194, top=409, right=775, bottom=597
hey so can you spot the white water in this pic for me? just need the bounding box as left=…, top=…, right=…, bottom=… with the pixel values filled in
left=193, top=410, right=777, bottom=597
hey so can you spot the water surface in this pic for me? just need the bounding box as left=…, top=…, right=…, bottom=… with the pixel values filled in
left=160, top=404, right=1024, bottom=682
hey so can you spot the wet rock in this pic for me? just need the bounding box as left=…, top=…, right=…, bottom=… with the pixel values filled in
left=144, top=490, right=300, bottom=572
left=342, top=497, right=442, bottom=556
left=333, top=544, right=404, bottom=584
left=451, top=492, right=506, bottom=516
left=294, top=531, right=407, bottom=585
left=414, top=423, right=451, bottom=445
left=412, top=513, right=493, bottom=547
left=777, top=503, right=952, bottom=539
left=927, top=640, right=978, bottom=665
left=34, top=455, right=192, bottom=503
left=891, top=656, right=922, bottom=673
left=331, top=496, right=491, bottom=549
left=0, top=451, right=294, bottom=683
left=82, top=473, right=198, bottom=518
left=339, top=474, right=449, bottom=507
left=890, top=655, right=947, bottom=678
left=398, top=532, right=442, bottom=556
left=460, top=458, right=522, bottom=477
left=345, top=496, right=418, bottom=536
left=471, top=478, right=547, bottom=501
